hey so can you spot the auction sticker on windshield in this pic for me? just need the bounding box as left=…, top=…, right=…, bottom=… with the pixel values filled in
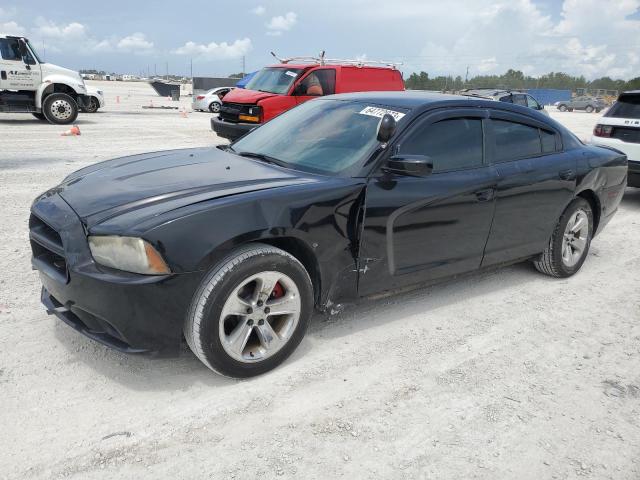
left=285, top=71, right=298, bottom=77
left=359, top=106, right=406, bottom=121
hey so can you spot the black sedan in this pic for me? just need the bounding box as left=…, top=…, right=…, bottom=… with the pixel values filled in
left=30, top=92, right=627, bottom=377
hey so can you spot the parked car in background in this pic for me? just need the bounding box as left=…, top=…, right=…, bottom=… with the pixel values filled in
left=30, top=92, right=626, bottom=377
left=81, top=86, right=105, bottom=113
left=555, top=96, right=607, bottom=113
left=460, top=89, right=549, bottom=115
left=211, top=55, right=404, bottom=140
left=591, top=90, right=640, bottom=186
left=192, top=87, right=235, bottom=113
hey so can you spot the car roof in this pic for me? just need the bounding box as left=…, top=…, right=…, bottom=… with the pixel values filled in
left=265, top=63, right=398, bottom=71
left=326, top=90, right=467, bottom=108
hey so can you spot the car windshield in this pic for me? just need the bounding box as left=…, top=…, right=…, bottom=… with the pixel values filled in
left=232, top=99, right=409, bottom=176
left=607, top=95, right=640, bottom=119
left=245, top=67, right=303, bottom=94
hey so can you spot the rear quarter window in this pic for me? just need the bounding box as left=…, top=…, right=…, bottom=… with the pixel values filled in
left=493, top=120, right=542, bottom=162
left=607, top=95, right=640, bottom=119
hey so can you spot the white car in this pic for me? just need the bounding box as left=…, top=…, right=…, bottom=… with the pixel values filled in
left=590, top=90, right=640, bottom=187
left=82, top=86, right=105, bottom=113
left=192, top=87, right=234, bottom=113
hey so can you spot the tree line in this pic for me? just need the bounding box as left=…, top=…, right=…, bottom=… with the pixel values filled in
left=405, top=69, right=640, bottom=92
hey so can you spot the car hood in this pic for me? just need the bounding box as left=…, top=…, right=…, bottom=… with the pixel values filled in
left=222, top=87, right=279, bottom=104
left=57, top=147, right=319, bottom=227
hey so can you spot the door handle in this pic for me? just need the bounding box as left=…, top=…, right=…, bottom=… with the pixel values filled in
left=559, top=169, right=575, bottom=180
left=474, top=188, right=494, bottom=202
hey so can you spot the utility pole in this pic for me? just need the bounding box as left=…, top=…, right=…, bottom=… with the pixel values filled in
left=465, top=65, right=469, bottom=85
left=190, top=57, right=193, bottom=79
left=154, top=63, right=157, bottom=76
left=165, top=62, right=168, bottom=80
left=42, top=40, right=46, bottom=62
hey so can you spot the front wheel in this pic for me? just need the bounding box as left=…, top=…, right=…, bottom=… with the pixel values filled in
left=184, top=243, right=314, bottom=377
left=585, top=105, right=594, bottom=113
left=533, top=198, right=593, bottom=278
left=558, top=105, right=567, bottom=112
left=82, top=96, right=99, bottom=113
left=42, top=93, right=78, bottom=124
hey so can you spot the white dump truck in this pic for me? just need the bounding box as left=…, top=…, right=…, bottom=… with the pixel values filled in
left=0, top=35, right=89, bottom=124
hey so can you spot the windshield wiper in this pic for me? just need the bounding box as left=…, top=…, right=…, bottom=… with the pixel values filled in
left=236, top=151, right=288, bottom=167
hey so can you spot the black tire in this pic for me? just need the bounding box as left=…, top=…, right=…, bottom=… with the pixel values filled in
left=184, top=243, right=314, bottom=377
left=42, top=93, right=78, bottom=125
left=567, top=107, right=574, bottom=112
left=595, top=108, right=602, bottom=113
left=533, top=198, right=593, bottom=278
left=209, top=101, right=221, bottom=113
left=32, top=112, right=46, bottom=121
left=585, top=105, right=594, bottom=113
left=82, top=96, right=99, bottom=113
left=558, top=104, right=567, bottom=112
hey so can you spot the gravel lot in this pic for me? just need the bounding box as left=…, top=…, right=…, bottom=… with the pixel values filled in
left=1, top=81, right=638, bottom=479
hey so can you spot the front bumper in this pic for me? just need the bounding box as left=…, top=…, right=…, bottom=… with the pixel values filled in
left=31, top=193, right=203, bottom=355
left=211, top=116, right=257, bottom=141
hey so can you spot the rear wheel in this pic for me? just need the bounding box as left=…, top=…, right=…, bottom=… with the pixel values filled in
left=184, top=243, right=313, bottom=377
left=558, top=104, right=567, bottom=112
left=585, top=105, right=594, bottom=113
left=42, top=93, right=78, bottom=125
left=533, top=198, right=593, bottom=278
left=209, top=101, right=221, bottom=113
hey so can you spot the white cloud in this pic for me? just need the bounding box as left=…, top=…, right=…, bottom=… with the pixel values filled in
left=0, top=20, right=26, bottom=36
left=117, top=32, right=153, bottom=52
left=266, top=12, right=297, bottom=35
left=35, top=20, right=88, bottom=40
left=172, top=38, right=252, bottom=59
left=251, top=6, right=266, bottom=15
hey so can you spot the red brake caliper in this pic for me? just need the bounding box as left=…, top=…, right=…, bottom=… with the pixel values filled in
left=270, top=281, right=285, bottom=299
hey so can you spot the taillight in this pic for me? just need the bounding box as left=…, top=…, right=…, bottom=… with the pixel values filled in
left=196, top=95, right=205, bottom=100
left=593, top=124, right=613, bottom=137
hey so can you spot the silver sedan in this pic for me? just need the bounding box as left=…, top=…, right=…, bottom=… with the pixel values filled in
left=192, top=87, right=234, bottom=113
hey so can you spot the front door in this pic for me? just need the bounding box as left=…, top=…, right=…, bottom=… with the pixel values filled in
left=358, top=109, right=499, bottom=296
left=481, top=111, right=576, bottom=266
left=293, top=68, right=336, bottom=105
left=0, top=37, right=41, bottom=91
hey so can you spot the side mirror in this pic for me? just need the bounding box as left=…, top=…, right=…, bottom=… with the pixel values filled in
left=383, top=154, right=433, bottom=177
left=377, top=113, right=397, bottom=142
left=17, top=38, right=28, bottom=57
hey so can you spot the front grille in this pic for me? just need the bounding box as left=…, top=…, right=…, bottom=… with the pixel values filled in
left=29, top=214, right=68, bottom=283
left=612, top=127, right=640, bottom=144
left=219, top=102, right=258, bottom=123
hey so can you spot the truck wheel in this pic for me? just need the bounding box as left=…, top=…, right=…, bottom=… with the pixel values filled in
left=533, top=198, right=593, bottom=278
left=32, top=112, right=47, bottom=121
left=82, top=97, right=99, bottom=113
left=185, top=243, right=313, bottom=378
left=42, top=93, right=78, bottom=125
left=585, top=105, right=594, bottom=113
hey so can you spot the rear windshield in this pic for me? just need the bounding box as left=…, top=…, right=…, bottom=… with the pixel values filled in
left=607, top=94, right=640, bottom=119
left=245, top=67, right=303, bottom=95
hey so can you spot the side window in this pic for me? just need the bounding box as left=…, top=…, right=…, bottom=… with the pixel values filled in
left=493, top=120, right=542, bottom=162
left=399, top=118, right=484, bottom=172
left=540, top=129, right=557, bottom=153
left=527, top=95, right=540, bottom=109
left=498, top=95, right=512, bottom=103
left=0, top=38, right=21, bottom=61
left=296, top=69, right=336, bottom=96
left=512, top=94, right=528, bottom=107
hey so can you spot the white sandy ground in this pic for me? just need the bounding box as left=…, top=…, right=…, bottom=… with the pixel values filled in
left=0, top=81, right=638, bottom=479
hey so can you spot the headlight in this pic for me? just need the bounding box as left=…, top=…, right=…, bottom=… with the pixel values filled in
left=88, top=236, right=171, bottom=275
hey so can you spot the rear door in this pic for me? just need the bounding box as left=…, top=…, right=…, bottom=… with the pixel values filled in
left=481, top=110, right=576, bottom=266
left=358, top=108, right=499, bottom=295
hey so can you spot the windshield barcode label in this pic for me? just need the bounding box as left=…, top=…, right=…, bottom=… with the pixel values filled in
left=359, top=106, right=406, bottom=121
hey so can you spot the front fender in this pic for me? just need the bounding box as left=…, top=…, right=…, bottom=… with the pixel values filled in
left=36, top=76, right=86, bottom=108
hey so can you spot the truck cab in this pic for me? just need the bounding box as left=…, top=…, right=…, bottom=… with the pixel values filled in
left=0, top=35, right=89, bottom=124
left=212, top=57, right=404, bottom=141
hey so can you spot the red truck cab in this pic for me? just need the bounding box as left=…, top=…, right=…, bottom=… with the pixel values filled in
left=211, top=61, right=404, bottom=140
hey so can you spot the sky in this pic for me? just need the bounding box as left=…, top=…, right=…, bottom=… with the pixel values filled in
left=1, top=0, right=639, bottom=80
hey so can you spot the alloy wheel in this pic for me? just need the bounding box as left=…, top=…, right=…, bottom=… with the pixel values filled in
left=561, top=209, right=589, bottom=267
left=218, top=271, right=301, bottom=363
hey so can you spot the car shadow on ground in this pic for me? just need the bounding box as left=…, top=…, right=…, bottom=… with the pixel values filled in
left=52, top=259, right=549, bottom=391
left=621, top=187, right=640, bottom=206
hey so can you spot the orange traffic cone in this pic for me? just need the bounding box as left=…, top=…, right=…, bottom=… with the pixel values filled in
left=180, top=108, right=188, bottom=118
left=61, top=125, right=81, bottom=136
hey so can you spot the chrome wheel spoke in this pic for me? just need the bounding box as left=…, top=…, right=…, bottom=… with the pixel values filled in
left=267, top=294, right=300, bottom=316
left=225, top=295, right=252, bottom=316
left=256, top=272, right=281, bottom=301
left=255, top=321, right=283, bottom=351
left=226, top=320, right=253, bottom=356
left=572, top=236, right=587, bottom=252
left=570, top=215, right=586, bottom=234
